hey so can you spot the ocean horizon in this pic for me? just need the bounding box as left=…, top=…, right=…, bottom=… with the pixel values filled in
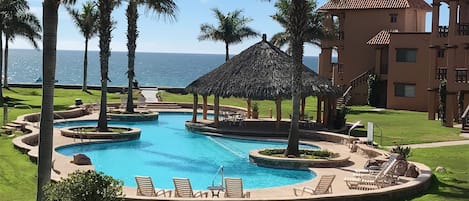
left=7, top=49, right=320, bottom=88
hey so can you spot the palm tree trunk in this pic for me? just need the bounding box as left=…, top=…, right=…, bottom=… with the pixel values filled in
left=4, top=38, right=9, bottom=88
left=97, top=0, right=113, bottom=132
left=225, top=42, right=229, bottom=61
left=37, top=1, right=58, bottom=200
left=0, top=31, right=4, bottom=103
left=83, top=38, right=88, bottom=91
left=285, top=0, right=307, bottom=157
left=126, top=1, right=138, bottom=113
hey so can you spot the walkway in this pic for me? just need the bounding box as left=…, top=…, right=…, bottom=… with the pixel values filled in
left=140, top=88, right=159, bottom=103
left=386, top=133, right=469, bottom=149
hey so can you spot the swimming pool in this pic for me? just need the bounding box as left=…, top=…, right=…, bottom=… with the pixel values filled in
left=55, top=113, right=317, bottom=190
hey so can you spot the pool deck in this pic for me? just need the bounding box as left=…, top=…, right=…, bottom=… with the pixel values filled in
left=12, top=108, right=432, bottom=201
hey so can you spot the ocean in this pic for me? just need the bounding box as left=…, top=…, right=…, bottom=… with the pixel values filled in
left=7, top=49, right=319, bottom=88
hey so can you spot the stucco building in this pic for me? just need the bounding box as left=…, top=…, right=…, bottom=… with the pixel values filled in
left=317, top=0, right=469, bottom=127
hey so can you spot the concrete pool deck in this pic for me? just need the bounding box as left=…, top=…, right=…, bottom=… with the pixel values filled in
left=12, top=108, right=432, bottom=201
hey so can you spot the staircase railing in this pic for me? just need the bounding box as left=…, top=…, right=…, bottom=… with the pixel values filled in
left=350, top=70, right=372, bottom=88
left=461, top=105, right=469, bottom=131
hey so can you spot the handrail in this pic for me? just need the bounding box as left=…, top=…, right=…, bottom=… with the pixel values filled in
left=350, top=70, right=372, bottom=87
left=461, top=105, right=469, bottom=129
left=210, top=165, right=224, bottom=188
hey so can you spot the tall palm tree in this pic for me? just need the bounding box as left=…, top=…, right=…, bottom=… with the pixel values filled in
left=198, top=8, right=258, bottom=62
left=285, top=0, right=308, bottom=157
left=97, top=0, right=120, bottom=132
left=66, top=1, right=99, bottom=91
left=271, top=0, right=325, bottom=54
left=0, top=0, right=29, bottom=102
left=125, top=0, right=177, bottom=113
left=3, top=10, right=41, bottom=89
left=39, top=1, right=76, bottom=200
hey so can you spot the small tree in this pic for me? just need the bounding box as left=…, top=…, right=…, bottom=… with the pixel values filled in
left=439, top=80, right=447, bottom=125
left=367, top=73, right=379, bottom=107
left=43, top=170, right=124, bottom=201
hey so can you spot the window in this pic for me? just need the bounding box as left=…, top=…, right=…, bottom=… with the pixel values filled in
left=437, top=48, right=445, bottom=58
left=456, top=68, right=468, bottom=83
left=436, top=67, right=447, bottom=80
left=395, top=83, right=416, bottom=97
left=396, top=48, right=417, bottom=62
left=390, top=14, right=398, bottom=23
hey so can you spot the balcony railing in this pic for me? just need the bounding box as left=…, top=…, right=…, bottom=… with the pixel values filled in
left=436, top=67, right=447, bottom=80
left=335, top=31, right=344, bottom=40
left=456, top=68, right=468, bottom=83
left=459, top=23, right=469, bottom=36
left=439, top=26, right=448, bottom=37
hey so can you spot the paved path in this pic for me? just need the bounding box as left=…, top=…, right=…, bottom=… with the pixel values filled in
left=140, top=88, right=159, bottom=103
left=386, top=133, right=469, bottom=149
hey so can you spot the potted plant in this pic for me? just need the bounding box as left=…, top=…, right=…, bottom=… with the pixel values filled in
left=252, top=102, right=259, bottom=119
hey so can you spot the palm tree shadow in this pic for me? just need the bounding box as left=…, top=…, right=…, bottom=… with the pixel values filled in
left=83, top=90, right=93, bottom=95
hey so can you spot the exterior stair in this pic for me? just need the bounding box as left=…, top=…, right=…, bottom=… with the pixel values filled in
left=461, top=105, right=469, bottom=133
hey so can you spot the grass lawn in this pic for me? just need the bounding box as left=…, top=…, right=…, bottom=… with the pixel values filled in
left=0, top=89, right=467, bottom=200
left=408, top=145, right=469, bottom=201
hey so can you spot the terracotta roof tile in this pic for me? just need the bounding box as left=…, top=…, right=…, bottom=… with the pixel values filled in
left=367, top=29, right=398, bottom=45
left=319, top=0, right=431, bottom=11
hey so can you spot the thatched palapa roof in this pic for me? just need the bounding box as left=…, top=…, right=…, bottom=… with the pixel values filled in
left=185, top=35, right=341, bottom=100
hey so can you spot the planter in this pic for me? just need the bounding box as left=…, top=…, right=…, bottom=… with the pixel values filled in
left=60, top=126, right=141, bottom=140
left=252, top=111, right=259, bottom=119
left=249, top=149, right=350, bottom=169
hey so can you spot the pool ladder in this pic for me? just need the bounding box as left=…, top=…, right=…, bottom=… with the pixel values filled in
left=210, top=165, right=224, bottom=188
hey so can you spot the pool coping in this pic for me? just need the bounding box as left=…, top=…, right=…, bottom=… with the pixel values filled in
left=12, top=107, right=432, bottom=201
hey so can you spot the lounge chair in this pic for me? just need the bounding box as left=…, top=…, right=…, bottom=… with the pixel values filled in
left=135, top=176, right=171, bottom=197
left=224, top=178, right=250, bottom=198
left=119, top=96, right=127, bottom=109
left=293, top=175, right=335, bottom=196
left=137, top=93, right=147, bottom=108
left=354, top=154, right=399, bottom=176
left=345, top=158, right=398, bottom=190
left=172, top=178, right=208, bottom=198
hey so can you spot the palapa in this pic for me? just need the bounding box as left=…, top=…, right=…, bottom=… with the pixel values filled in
left=185, top=35, right=341, bottom=99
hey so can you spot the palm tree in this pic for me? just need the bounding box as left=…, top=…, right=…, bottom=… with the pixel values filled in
left=270, top=0, right=325, bottom=54
left=285, top=0, right=309, bottom=157
left=125, top=0, right=177, bottom=113
left=3, top=10, right=41, bottom=89
left=97, top=0, right=120, bottom=132
left=0, top=0, right=29, bottom=102
left=198, top=8, right=258, bottom=62
left=39, top=1, right=76, bottom=200
left=66, top=1, right=99, bottom=91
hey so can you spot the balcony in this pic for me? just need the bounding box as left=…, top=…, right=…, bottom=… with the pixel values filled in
left=436, top=67, right=447, bottom=80
left=459, top=23, right=469, bottom=36
left=456, top=68, right=468, bottom=83
left=438, top=26, right=448, bottom=37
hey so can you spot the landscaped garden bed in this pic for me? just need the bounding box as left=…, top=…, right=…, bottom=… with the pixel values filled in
left=60, top=126, right=141, bottom=140
left=108, top=110, right=158, bottom=121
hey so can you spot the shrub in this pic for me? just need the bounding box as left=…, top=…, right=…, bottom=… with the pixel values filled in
left=43, top=170, right=124, bottom=201
left=391, top=145, right=411, bottom=159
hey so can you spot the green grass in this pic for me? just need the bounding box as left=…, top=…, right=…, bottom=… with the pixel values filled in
left=338, top=106, right=461, bottom=146
left=0, top=135, right=37, bottom=201
left=408, top=145, right=469, bottom=201
left=1, top=89, right=468, bottom=200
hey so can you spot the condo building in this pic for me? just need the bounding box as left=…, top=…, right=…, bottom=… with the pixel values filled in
left=317, top=0, right=469, bottom=127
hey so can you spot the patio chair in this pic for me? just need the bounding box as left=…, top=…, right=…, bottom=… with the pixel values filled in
left=137, top=92, right=147, bottom=108
left=345, top=158, right=398, bottom=190
left=354, top=154, right=399, bottom=176
left=293, top=175, right=335, bottom=196
left=224, top=178, right=250, bottom=198
left=172, top=178, right=208, bottom=198
left=135, top=176, right=171, bottom=197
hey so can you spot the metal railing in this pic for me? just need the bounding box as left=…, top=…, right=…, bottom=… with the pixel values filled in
left=461, top=105, right=469, bottom=130
left=210, top=165, right=224, bottom=188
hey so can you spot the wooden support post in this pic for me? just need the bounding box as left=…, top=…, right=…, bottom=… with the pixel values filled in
left=247, top=98, right=252, bottom=119
left=301, top=97, right=306, bottom=120
left=192, top=94, right=198, bottom=123
left=203, top=95, right=208, bottom=120
left=214, top=95, right=220, bottom=126
left=276, top=96, right=282, bottom=129
left=316, top=97, right=322, bottom=124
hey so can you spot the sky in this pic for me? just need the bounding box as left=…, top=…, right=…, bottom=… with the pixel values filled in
left=13, top=0, right=444, bottom=57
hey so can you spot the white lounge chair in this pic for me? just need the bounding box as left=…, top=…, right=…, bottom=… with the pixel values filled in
left=135, top=176, right=171, bottom=197
left=345, top=159, right=398, bottom=190
left=172, top=178, right=208, bottom=198
left=224, top=178, right=250, bottom=198
left=293, top=175, right=335, bottom=196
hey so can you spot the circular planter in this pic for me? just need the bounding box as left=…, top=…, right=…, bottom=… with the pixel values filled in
left=108, top=111, right=158, bottom=121
left=60, top=126, right=141, bottom=140
left=249, top=149, right=350, bottom=169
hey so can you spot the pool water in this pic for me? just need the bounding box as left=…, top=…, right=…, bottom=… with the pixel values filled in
left=55, top=113, right=317, bottom=190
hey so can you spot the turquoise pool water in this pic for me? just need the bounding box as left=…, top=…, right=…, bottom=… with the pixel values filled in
left=55, top=113, right=317, bottom=190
